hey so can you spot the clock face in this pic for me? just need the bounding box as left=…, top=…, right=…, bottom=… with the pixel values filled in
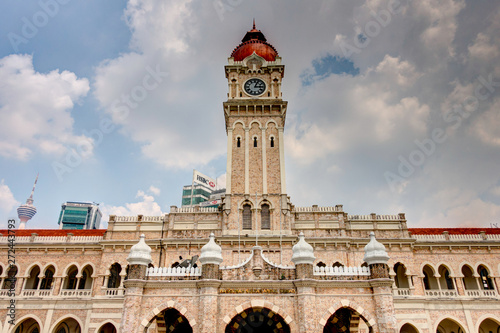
left=244, top=78, right=266, bottom=96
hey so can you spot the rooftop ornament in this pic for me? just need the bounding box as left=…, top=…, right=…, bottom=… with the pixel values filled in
left=127, top=234, right=152, bottom=266
left=199, top=233, right=223, bottom=265
left=363, top=232, right=390, bottom=265
left=291, top=232, right=315, bottom=265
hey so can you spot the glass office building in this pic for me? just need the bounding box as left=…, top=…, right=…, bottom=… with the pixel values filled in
left=58, top=202, right=102, bottom=229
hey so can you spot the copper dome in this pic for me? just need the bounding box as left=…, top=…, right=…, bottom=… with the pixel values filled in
left=230, top=21, right=278, bottom=61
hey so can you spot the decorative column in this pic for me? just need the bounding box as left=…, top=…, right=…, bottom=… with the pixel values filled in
left=292, top=232, right=317, bottom=333
left=198, top=233, right=223, bottom=333
left=120, top=234, right=152, bottom=333
left=364, top=232, right=397, bottom=333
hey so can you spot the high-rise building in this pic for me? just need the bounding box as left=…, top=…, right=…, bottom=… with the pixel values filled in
left=16, top=174, right=38, bottom=230
left=57, top=201, right=102, bottom=229
left=181, top=184, right=214, bottom=207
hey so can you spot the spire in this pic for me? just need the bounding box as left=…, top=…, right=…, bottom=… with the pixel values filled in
left=17, top=173, right=39, bottom=229
left=27, top=173, right=38, bottom=205
left=253, top=18, right=256, bottom=30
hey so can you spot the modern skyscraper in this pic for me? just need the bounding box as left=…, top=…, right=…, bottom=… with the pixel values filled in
left=17, top=174, right=38, bottom=230
left=57, top=201, right=102, bottom=230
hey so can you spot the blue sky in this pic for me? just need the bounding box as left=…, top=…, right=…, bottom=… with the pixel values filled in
left=1, top=0, right=500, bottom=229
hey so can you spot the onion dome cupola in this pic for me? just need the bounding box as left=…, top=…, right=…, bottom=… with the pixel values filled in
left=199, top=233, right=223, bottom=265
left=127, top=234, right=153, bottom=266
left=291, top=232, right=315, bottom=265
left=363, top=232, right=390, bottom=265
left=230, top=20, right=278, bottom=61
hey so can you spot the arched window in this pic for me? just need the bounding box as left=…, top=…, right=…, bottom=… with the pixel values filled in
left=478, top=266, right=494, bottom=290
left=40, top=266, right=55, bottom=290
left=438, top=265, right=454, bottom=290
left=3, top=266, right=17, bottom=289
left=237, top=137, right=241, bottom=148
left=461, top=265, right=477, bottom=290
left=316, top=261, right=326, bottom=267
left=65, top=266, right=78, bottom=290
left=108, top=263, right=122, bottom=288
left=25, top=266, right=41, bottom=290
left=242, top=204, right=252, bottom=230
left=253, top=137, right=257, bottom=147
left=78, top=265, right=93, bottom=290
left=261, top=204, right=270, bottom=229
left=270, top=136, right=275, bottom=147
left=394, top=263, right=409, bottom=289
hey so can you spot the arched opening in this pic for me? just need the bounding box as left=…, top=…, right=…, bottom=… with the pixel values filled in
left=422, top=265, right=438, bottom=291
left=3, top=265, right=17, bottom=289
left=237, top=137, right=241, bottom=148
left=14, top=318, right=40, bottom=333
left=316, top=261, right=326, bottom=268
left=438, top=265, right=455, bottom=290
left=332, top=262, right=344, bottom=269
left=478, top=318, right=500, bottom=333
left=242, top=204, right=252, bottom=230
left=253, top=137, right=258, bottom=147
left=107, top=263, right=121, bottom=288
left=394, top=263, right=410, bottom=289
left=323, top=307, right=373, bottom=333
left=24, top=266, right=41, bottom=290
left=400, top=323, right=419, bottom=333
left=225, top=307, right=290, bottom=333
left=63, top=266, right=78, bottom=290
left=78, top=265, right=93, bottom=289
left=145, top=308, right=193, bottom=333
left=98, top=323, right=117, bottom=333
left=436, top=318, right=465, bottom=333
left=478, top=265, right=494, bottom=290
left=261, top=204, right=270, bottom=230
left=53, top=317, right=81, bottom=333
left=40, top=266, right=55, bottom=290
left=270, top=136, right=275, bottom=147
left=462, top=265, right=477, bottom=290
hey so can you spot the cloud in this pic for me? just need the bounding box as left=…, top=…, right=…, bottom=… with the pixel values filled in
left=101, top=188, right=164, bottom=221
left=0, top=54, right=90, bottom=160
left=148, top=185, right=161, bottom=196
left=0, top=179, right=19, bottom=215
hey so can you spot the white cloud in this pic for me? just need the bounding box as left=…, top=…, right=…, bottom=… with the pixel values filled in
left=148, top=185, right=161, bottom=196
left=101, top=188, right=164, bottom=220
left=0, top=54, right=90, bottom=160
left=0, top=179, right=19, bottom=215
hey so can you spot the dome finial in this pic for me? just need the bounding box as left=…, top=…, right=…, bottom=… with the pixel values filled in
left=363, top=232, right=390, bottom=265
left=199, top=233, right=223, bottom=265
left=291, top=232, right=315, bottom=265
left=127, top=234, right=152, bottom=266
left=253, top=18, right=256, bottom=30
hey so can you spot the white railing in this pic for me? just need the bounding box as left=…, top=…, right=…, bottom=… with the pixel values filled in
left=413, top=234, right=500, bottom=241
left=21, top=289, right=53, bottom=297
left=393, top=288, right=412, bottom=296
left=313, top=266, right=370, bottom=277
left=59, top=289, right=92, bottom=297
left=295, top=206, right=342, bottom=213
left=0, top=290, right=11, bottom=297
left=348, top=214, right=400, bottom=220
left=424, top=289, right=458, bottom=297
left=172, top=207, right=218, bottom=213
left=0, top=236, right=103, bottom=243
left=114, top=215, right=164, bottom=222
left=146, top=266, right=201, bottom=277
left=104, top=288, right=124, bottom=296
left=465, top=289, right=497, bottom=297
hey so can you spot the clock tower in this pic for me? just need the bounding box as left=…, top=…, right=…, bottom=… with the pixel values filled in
left=221, top=22, right=291, bottom=235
